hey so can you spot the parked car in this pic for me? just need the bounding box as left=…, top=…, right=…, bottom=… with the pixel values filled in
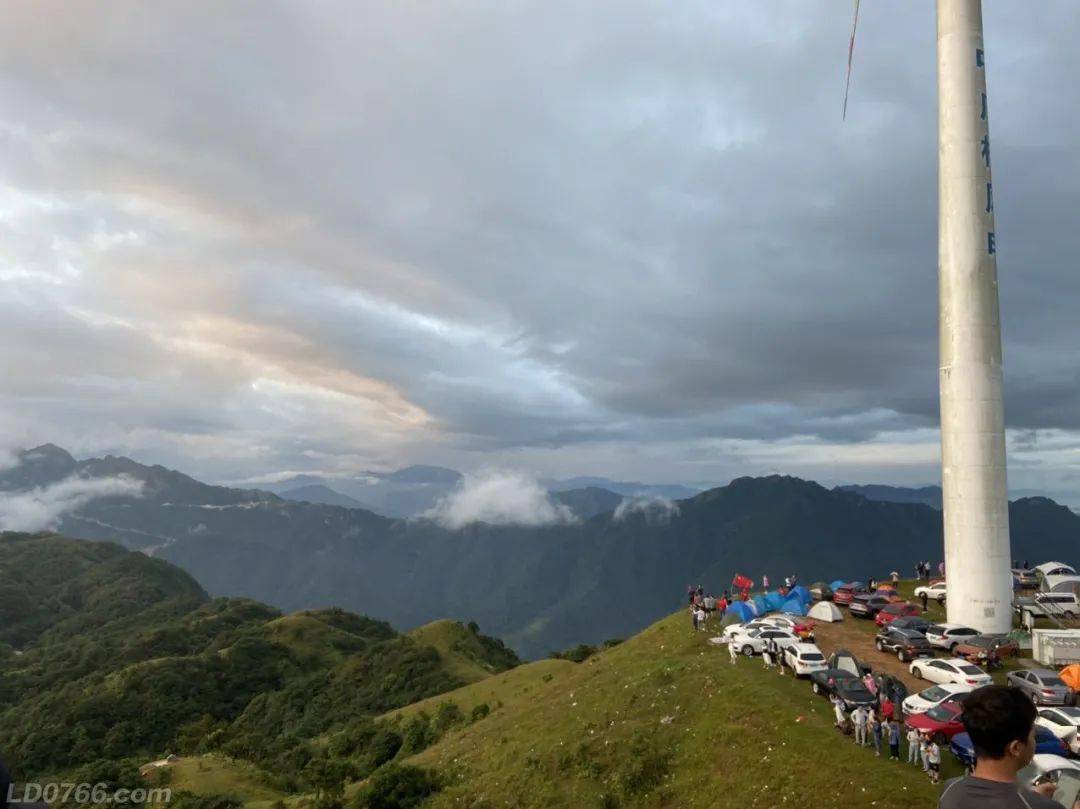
left=809, top=669, right=877, bottom=710
left=876, top=603, right=922, bottom=627
left=925, top=623, right=980, bottom=653
left=833, top=583, right=868, bottom=606
left=1017, top=754, right=1080, bottom=790
left=783, top=642, right=828, bottom=677
left=721, top=620, right=770, bottom=640
left=828, top=648, right=872, bottom=678
left=760, top=615, right=816, bottom=641
left=849, top=593, right=891, bottom=619
left=1013, top=568, right=1039, bottom=588
left=1038, top=707, right=1080, bottom=756
left=875, top=673, right=910, bottom=710
left=875, top=626, right=934, bottom=663
left=905, top=700, right=966, bottom=743
left=951, top=728, right=1069, bottom=771
left=902, top=683, right=973, bottom=717
left=914, top=582, right=948, bottom=604
left=1007, top=669, right=1075, bottom=706
left=889, top=616, right=933, bottom=634
left=910, top=657, right=993, bottom=687
left=953, top=634, right=1020, bottom=664
left=732, top=627, right=800, bottom=657
left=1016, top=593, right=1080, bottom=620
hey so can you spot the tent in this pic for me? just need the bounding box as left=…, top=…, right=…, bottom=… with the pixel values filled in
left=808, top=581, right=831, bottom=600
left=829, top=579, right=847, bottom=591
left=763, top=591, right=786, bottom=611
left=781, top=597, right=806, bottom=616
left=752, top=594, right=770, bottom=615
left=808, top=601, right=843, bottom=622
left=789, top=585, right=811, bottom=606
left=1061, top=664, right=1080, bottom=691
left=727, top=601, right=756, bottom=622
left=719, top=612, right=743, bottom=628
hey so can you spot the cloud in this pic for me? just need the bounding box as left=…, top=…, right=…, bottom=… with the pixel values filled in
left=614, top=495, right=680, bottom=524
left=0, top=475, right=144, bottom=532
left=422, top=470, right=575, bottom=530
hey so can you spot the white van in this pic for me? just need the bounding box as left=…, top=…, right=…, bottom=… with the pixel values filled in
left=1016, top=592, right=1080, bottom=619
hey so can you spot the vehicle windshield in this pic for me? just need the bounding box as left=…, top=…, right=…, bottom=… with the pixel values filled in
left=1059, top=708, right=1080, bottom=719
left=927, top=625, right=945, bottom=634
left=802, top=653, right=824, bottom=661
left=1042, top=676, right=1067, bottom=687
left=927, top=703, right=960, bottom=721
left=920, top=686, right=948, bottom=701
left=959, top=664, right=984, bottom=675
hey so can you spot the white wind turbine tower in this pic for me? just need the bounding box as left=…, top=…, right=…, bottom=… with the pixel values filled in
left=845, top=0, right=1013, bottom=633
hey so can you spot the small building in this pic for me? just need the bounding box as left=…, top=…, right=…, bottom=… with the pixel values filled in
left=1032, top=629, right=1080, bottom=667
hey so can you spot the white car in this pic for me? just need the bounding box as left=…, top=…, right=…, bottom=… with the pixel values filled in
left=760, top=615, right=799, bottom=629
left=901, top=683, right=974, bottom=717
left=731, top=627, right=800, bottom=657
left=909, top=657, right=993, bottom=687
left=783, top=642, right=828, bottom=677
left=925, top=623, right=979, bottom=652
left=1037, top=707, right=1080, bottom=756
left=914, top=582, right=947, bottom=603
left=721, top=620, right=770, bottom=640
left=1018, top=754, right=1080, bottom=790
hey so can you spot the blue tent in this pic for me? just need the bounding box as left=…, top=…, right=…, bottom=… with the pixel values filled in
left=752, top=594, right=770, bottom=615
left=727, top=601, right=756, bottom=622
left=763, top=591, right=786, bottom=611
left=789, top=585, right=811, bottom=606
left=829, top=579, right=847, bottom=591
left=781, top=598, right=807, bottom=616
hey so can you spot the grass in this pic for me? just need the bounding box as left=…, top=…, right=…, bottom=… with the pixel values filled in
left=389, top=610, right=943, bottom=807
left=406, top=620, right=513, bottom=684
left=164, top=755, right=286, bottom=807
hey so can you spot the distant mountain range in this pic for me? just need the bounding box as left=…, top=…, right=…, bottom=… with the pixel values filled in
left=263, top=465, right=699, bottom=519
left=3, top=444, right=1079, bottom=658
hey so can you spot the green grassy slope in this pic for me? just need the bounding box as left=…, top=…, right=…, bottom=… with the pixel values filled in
left=406, top=620, right=520, bottom=684
left=400, top=611, right=940, bottom=807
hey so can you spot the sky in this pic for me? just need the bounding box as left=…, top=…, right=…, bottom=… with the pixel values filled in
left=1, top=2, right=1078, bottom=500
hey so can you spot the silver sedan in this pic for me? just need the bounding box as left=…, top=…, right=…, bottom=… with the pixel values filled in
left=1007, top=669, right=1075, bottom=706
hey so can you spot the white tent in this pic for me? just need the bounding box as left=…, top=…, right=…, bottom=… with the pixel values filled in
left=1036, top=562, right=1077, bottom=577
left=808, top=601, right=843, bottom=622
left=1041, top=575, right=1080, bottom=595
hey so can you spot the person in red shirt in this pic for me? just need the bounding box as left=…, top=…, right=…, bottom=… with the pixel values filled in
left=881, top=697, right=895, bottom=722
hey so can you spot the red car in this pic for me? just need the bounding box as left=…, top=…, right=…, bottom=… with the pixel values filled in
left=906, top=700, right=966, bottom=743
left=834, top=583, right=868, bottom=606
left=876, top=602, right=922, bottom=627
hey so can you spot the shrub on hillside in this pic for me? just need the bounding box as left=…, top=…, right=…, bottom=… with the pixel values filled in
left=351, top=765, right=442, bottom=809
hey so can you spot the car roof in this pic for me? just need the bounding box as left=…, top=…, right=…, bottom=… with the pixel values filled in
left=1030, top=669, right=1063, bottom=677
left=790, top=642, right=821, bottom=652
left=942, top=657, right=980, bottom=666
left=1031, top=754, right=1080, bottom=771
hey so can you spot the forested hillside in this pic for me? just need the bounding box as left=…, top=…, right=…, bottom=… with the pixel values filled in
left=0, top=533, right=518, bottom=798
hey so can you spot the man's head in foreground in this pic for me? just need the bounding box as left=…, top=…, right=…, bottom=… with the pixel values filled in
left=963, top=684, right=1037, bottom=771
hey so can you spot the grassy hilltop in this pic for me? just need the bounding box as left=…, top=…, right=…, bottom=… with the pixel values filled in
left=385, top=610, right=940, bottom=807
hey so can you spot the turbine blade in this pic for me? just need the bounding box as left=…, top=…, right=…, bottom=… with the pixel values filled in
left=843, top=0, right=861, bottom=120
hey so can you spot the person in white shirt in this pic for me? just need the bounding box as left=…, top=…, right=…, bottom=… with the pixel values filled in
left=694, top=607, right=706, bottom=630
left=907, top=727, right=921, bottom=765
left=853, top=705, right=869, bottom=747
left=728, top=638, right=739, bottom=665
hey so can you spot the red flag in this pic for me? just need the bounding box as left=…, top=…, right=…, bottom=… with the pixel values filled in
left=732, top=574, right=753, bottom=591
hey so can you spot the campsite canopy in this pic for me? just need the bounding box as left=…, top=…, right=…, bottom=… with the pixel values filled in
left=781, top=597, right=806, bottom=616
left=763, top=591, right=786, bottom=611
left=808, top=601, right=843, bottom=622
left=727, top=601, right=756, bottom=622
left=1041, top=575, right=1080, bottom=595
left=789, top=585, right=811, bottom=606
left=752, top=594, right=770, bottom=616
left=829, top=579, right=847, bottom=591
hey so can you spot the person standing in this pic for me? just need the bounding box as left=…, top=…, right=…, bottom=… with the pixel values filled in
left=907, top=726, right=921, bottom=765
left=853, top=705, right=869, bottom=747
left=921, top=590, right=929, bottom=613
left=728, top=637, right=739, bottom=665
left=927, top=738, right=941, bottom=784
left=694, top=606, right=706, bottom=631
left=891, top=570, right=900, bottom=585
left=687, top=584, right=695, bottom=605
left=870, top=712, right=883, bottom=757
left=832, top=695, right=846, bottom=730
left=888, top=719, right=901, bottom=761
left=777, top=643, right=787, bottom=676
left=762, top=574, right=769, bottom=589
